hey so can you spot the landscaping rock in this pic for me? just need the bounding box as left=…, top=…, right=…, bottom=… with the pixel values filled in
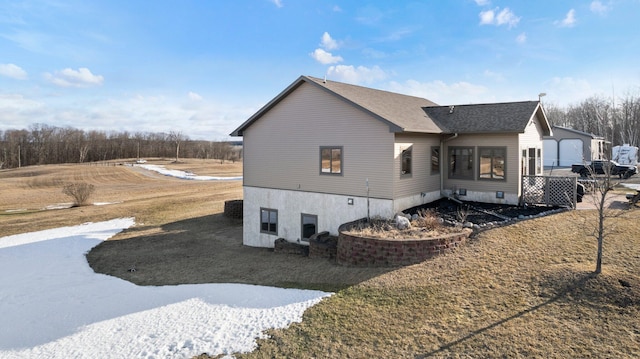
left=395, top=215, right=411, bottom=230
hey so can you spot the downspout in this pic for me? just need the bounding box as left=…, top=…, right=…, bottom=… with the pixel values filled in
left=440, top=133, right=458, bottom=197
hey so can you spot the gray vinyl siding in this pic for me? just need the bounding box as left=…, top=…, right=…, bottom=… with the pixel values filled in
left=243, top=82, right=395, bottom=199
left=393, top=133, right=441, bottom=198
left=443, top=134, right=520, bottom=194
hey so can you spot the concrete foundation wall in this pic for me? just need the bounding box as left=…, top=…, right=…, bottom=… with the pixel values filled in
left=243, top=186, right=396, bottom=247
left=243, top=186, right=444, bottom=248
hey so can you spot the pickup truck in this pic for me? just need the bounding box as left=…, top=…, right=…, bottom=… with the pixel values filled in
left=571, top=160, right=638, bottom=179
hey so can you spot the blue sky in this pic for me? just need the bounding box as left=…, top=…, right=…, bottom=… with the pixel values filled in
left=1, top=0, right=638, bottom=140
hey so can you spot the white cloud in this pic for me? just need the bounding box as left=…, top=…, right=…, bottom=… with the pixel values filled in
left=188, top=91, right=203, bottom=101
left=590, top=1, right=609, bottom=15
left=320, top=32, right=339, bottom=50
left=387, top=79, right=489, bottom=105
left=556, top=9, right=576, bottom=27
left=310, top=48, right=343, bottom=65
left=516, top=32, right=527, bottom=44
left=332, top=5, right=342, bottom=12
left=44, top=67, right=104, bottom=88
left=479, top=7, right=520, bottom=28
left=479, top=9, right=495, bottom=25
left=474, top=0, right=490, bottom=6
left=0, top=63, right=28, bottom=80
left=0, top=89, right=254, bottom=140
left=327, top=65, right=387, bottom=85
left=271, top=0, right=283, bottom=8
left=545, top=76, right=594, bottom=105
left=483, top=69, right=504, bottom=81
left=378, top=28, right=413, bottom=42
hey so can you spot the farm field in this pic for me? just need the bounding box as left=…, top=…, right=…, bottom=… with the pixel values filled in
left=1, top=160, right=639, bottom=358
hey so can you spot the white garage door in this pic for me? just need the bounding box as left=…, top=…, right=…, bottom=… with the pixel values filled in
left=559, top=139, right=583, bottom=166
left=543, top=139, right=558, bottom=167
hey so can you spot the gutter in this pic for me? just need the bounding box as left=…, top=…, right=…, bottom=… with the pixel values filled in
left=440, top=133, right=458, bottom=196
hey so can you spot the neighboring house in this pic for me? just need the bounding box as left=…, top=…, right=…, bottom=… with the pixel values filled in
left=543, top=126, right=608, bottom=168
left=231, top=76, right=551, bottom=248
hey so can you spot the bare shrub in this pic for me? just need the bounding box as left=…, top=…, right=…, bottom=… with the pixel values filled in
left=346, top=212, right=458, bottom=240
left=413, top=209, right=442, bottom=230
left=456, top=204, right=470, bottom=223
left=62, top=182, right=96, bottom=207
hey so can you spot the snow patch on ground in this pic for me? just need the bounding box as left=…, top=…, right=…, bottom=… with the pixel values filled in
left=0, top=219, right=330, bottom=358
left=137, top=164, right=242, bottom=181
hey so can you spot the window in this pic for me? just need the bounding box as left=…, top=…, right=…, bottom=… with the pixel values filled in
left=401, top=146, right=412, bottom=176
left=431, top=147, right=440, bottom=174
left=479, top=147, right=506, bottom=180
left=320, top=146, right=342, bottom=174
left=301, top=213, right=318, bottom=241
left=260, top=208, right=278, bottom=235
left=449, top=147, right=474, bottom=179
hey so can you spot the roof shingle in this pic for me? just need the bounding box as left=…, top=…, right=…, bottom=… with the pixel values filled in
left=231, top=76, right=550, bottom=137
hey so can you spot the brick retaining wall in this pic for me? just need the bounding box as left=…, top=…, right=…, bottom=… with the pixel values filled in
left=224, top=199, right=243, bottom=219
left=337, top=220, right=471, bottom=267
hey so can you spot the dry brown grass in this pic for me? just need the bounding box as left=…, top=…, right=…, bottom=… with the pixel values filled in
left=345, top=209, right=459, bottom=240
left=0, top=158, right=389, bottom=291
left=240, top=210, right=640, bottom=358
left=2, top=161, right=639, bottom=358
left=0, top=159, right=241, bottom=238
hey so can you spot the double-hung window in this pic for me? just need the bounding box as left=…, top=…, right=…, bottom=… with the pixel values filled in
left=260, top=208, right=278, bottom=235
left=320, top=146, right=342, bottom=174
left=479, top=147, right=506, bottom=180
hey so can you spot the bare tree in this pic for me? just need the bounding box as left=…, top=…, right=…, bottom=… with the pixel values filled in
left=581, top=160, right=626, bottom=274
left=168, top=131, right=187, bottom=163
left=62, top=182, right=96, bottom=207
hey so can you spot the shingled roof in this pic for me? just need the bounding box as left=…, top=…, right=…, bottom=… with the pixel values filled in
left=423, top=101, right=549, bottom=134
left=231, top=76, right=550, bottom=136
left=231, top=75, right=442, bottom=136
left=304, top=76, right=442, bottom=133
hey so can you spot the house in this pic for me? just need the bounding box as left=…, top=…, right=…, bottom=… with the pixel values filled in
left=543, top=126, right=608, bottom=168
left=231, top=76, right=552, bottom=248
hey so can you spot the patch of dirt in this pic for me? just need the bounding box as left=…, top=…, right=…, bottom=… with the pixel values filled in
left=406, top=198, right=561, bottom=227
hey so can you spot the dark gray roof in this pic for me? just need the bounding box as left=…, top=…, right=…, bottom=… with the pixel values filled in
left=423, top=101, right=547, bottom=134
left=231, top=76, right=551, bottom=137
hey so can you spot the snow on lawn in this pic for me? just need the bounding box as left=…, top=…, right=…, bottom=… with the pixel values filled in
left=137, top=164, right=242, bottom=181
left=0, top=219, right=330, bottom=358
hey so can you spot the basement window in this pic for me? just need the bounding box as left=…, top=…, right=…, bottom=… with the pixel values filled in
left=260, top=208, right=278, bottom=235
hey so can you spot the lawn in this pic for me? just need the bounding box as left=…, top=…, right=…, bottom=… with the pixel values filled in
left=1, top=160, right=638, bottom=358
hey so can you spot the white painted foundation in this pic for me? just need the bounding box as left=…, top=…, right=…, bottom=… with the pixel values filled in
left=242, top=187, right=442, bottom=248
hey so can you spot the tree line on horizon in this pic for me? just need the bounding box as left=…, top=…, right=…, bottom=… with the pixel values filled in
left=2, top=92, right=639, bottom=169
left=544, top=91, right=640, bottom=148
left=0, top=125, right=241, bottom=169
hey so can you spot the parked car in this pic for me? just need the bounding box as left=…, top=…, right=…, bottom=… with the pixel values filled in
left=571, top=160, right=637, bottom=179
